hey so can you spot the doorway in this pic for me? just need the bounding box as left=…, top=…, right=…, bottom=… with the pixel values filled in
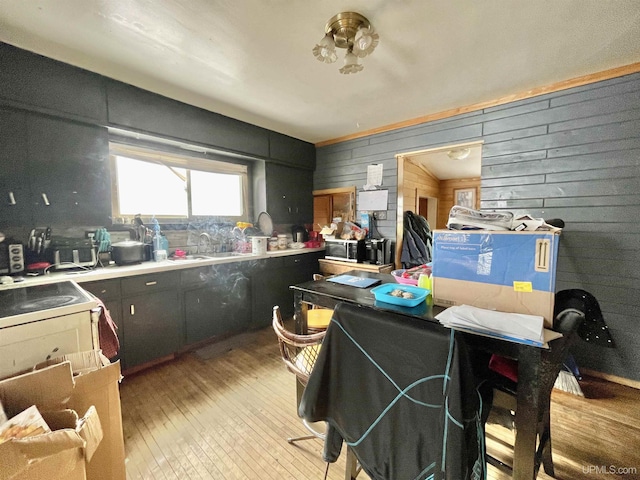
left=394, top=141, right=483, bottom=267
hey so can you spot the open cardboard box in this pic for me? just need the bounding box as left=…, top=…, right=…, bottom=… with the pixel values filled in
left=0, top=362, right=103, bottom=480
left=35, top=351, right=126, bottom=480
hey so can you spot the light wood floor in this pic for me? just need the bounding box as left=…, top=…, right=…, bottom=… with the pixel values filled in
left=120, top=326, right=640, bottom=480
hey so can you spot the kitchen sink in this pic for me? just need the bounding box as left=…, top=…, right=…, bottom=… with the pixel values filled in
left=168, top=252, right=250, bottom=261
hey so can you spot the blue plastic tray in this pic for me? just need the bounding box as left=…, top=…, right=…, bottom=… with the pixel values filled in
left=370, top=283, right=429, bottom=308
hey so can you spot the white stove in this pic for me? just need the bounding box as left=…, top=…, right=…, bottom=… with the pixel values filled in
left=0, top=280, right=98, bottom=379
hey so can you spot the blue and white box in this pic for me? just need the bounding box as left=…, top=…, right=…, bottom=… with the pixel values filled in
left=432, top=229, right=561, bottom=327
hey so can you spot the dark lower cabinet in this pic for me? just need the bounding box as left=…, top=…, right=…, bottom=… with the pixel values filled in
left=81, top=278, right=124, bottom=367
left=182, top=263, right=252, bottom=345
left=251, top=251, right=323, bottom=327
left=121, top=272, right=181, bottom=369
left=122, top=289, right=181, bottom=368
left=79, top=253, right=320, bottom=372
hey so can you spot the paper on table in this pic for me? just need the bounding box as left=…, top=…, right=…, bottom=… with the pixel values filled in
left=435, top=304, right=558, bottom=346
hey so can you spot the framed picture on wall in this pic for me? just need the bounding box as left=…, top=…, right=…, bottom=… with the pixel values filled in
left=454, top=188, right=476, bottom=209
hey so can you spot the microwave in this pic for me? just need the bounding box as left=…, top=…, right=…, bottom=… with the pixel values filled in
left=0, top=241, right=25, bottom=275
left=325, top=239, right=366, bottom=263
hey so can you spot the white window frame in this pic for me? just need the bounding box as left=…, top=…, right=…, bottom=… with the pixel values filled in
left=110, top=142, right=250, bottom=223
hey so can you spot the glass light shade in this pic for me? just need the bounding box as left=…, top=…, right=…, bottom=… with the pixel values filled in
left=447, top=148, right=471, bottom=160
left=339, top=50, right=364, bottom=74
left=353, top=27, right=379, bottom=58
left=312, top=33, right=338, bottom=63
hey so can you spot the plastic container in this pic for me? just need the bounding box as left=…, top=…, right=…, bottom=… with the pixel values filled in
left=277, top=234, right=288, bottom=250
left=370, top=284, right=429, bottom=307
left=391, top=270, right=419, bottom=286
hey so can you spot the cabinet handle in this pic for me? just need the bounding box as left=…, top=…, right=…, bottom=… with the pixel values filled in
left=145, top=281, right=157, bottom=286
left=8, top=191, right=16, bottom=205
left=288, top=207, right=292, bottom=213
left=130, top=304, right=135, bottom=315
left=41, top=193, right=50, bottom=206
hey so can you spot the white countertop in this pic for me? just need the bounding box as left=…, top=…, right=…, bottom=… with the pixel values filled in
left=0, top=248, right=326, bottom=290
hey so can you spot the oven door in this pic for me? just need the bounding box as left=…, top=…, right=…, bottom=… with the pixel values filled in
left=0, top=310, right=96, bottom=378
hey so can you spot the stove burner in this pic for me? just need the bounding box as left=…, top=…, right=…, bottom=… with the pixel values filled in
left=16, top=295, right=79, bottom=311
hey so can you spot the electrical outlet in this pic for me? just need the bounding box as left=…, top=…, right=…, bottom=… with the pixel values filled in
left=374, top=211, right=387, bottom=220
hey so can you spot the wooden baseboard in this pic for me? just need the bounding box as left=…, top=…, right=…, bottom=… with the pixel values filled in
left=582, top=368, right=640, bottom=390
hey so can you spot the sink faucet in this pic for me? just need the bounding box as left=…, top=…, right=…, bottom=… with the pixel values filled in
left=197, top=232, right=212, bottom=253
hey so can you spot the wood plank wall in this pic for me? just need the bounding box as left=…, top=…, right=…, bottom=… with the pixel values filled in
left=437, top=177, right=481, bottom=229
left=314, top=72, right=640, bottom=382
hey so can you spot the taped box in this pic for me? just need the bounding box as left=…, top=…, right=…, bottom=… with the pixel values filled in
left=0, top=362, right=103, bottom=480
left=432, top=229, right=561, bottom=327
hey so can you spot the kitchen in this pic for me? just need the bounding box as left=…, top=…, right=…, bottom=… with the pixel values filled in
left=1, top=2, right=640, bottom=479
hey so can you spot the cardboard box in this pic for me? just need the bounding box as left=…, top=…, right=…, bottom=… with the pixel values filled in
left=0, top=362, right=103, bottom=480
left=36, top=351, right=126, bottom=480
left=432, top=229, right=560, bottom=327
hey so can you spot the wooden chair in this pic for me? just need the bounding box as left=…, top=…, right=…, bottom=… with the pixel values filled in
left=485, top=293, right=590, bottom=478
left=272, top=305, right=327, bottom=443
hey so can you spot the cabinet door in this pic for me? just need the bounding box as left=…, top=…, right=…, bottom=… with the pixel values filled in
left=106, top=80, right=269, bottom=158
left=122, top=290, right=181, bottom=368
left=81, top=279, right=124, bottom=367
left=251, top=253, right=322, bottom=327
left=0, top=43, right=108, bottom=124
left=268, top=131, right=315, bottom=169
left=183, top=263, right=252, bottom=345
left=0, top=108, right=31, bottom=229
left=266, top=163, right=313, bottom=224
left=26, top=114, right=111, bottom=226
left=252, top=266, right=291, bottom=327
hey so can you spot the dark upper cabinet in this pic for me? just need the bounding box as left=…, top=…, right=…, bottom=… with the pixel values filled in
left=0, top=108, right=31, bottom=230
left=268, top=131, right=315, bottom=169
left=0, top=43, right=107, bottom=124
left=106, top=81, right=270, bottom=158
left=26, top=114, right=111, bottom=226
left=265, top=163, right=313, bottom=224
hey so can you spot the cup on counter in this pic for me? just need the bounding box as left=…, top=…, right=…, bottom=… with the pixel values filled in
left=154, top=249, right=167, bottom=262
left=251, top=236, right=268, bottom=255
left=277, top=234, right=288, bottom=250
left=418, top=273, right=432, bottom=292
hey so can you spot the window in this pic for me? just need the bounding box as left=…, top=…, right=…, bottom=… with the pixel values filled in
left=110, top=142, right=249, bottom=221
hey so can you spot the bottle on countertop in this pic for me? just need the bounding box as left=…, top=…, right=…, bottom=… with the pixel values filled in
left=152, top=218, right=165, bottom=261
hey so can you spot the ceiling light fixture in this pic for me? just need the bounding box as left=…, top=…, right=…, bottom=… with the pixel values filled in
left=313, top=12, right=379, bottom=74
left=447, top=148, right=471, bottom=160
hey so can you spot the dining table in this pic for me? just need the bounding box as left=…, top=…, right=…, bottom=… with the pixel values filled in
left=290, top=269, right=563, bottom=480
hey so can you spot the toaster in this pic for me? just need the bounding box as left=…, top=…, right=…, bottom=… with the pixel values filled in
left=46, top=237, right=97, bottom=270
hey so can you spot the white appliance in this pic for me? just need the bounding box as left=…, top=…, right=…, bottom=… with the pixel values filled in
left=0, top=280, right=98, bottom=379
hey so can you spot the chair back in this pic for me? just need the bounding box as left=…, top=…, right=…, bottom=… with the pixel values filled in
left=272, top=306, right=326, bottom=386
